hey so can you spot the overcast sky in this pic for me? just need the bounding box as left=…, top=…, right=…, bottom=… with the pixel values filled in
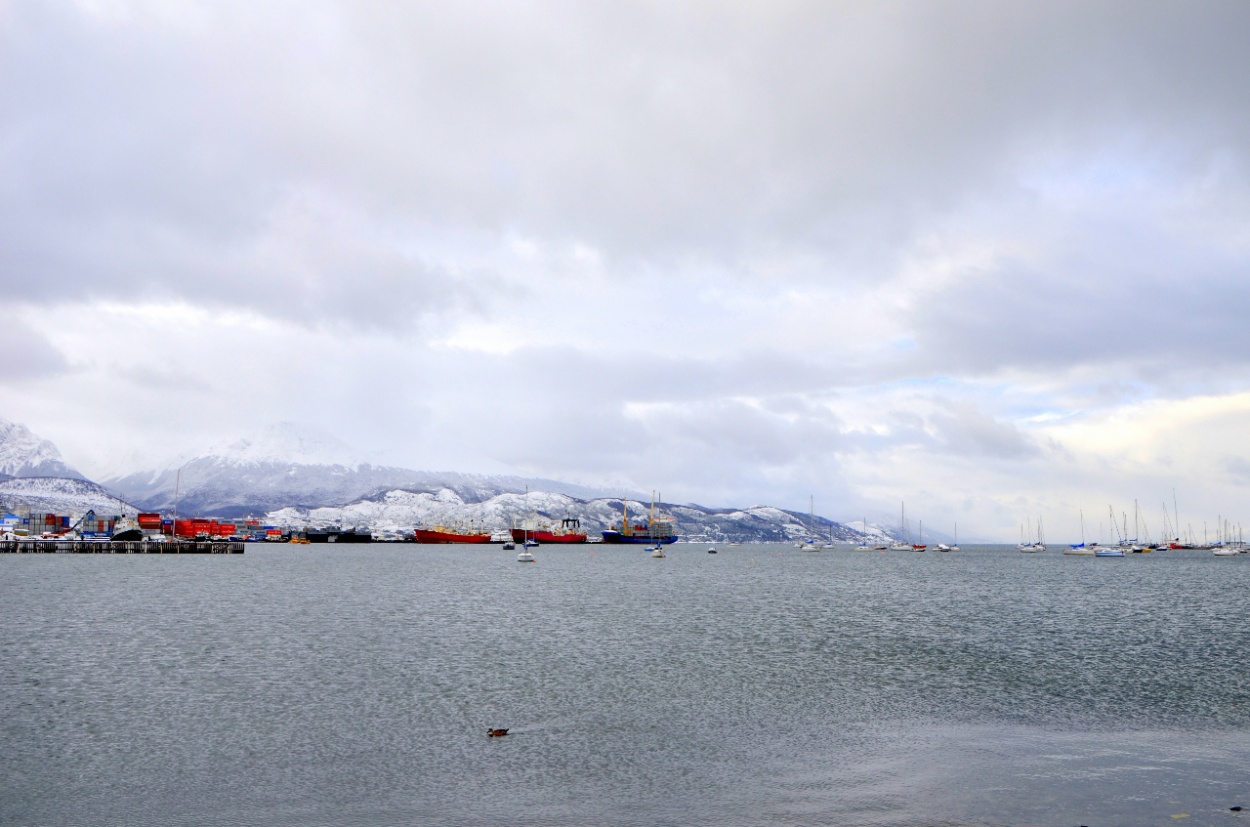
left=4, top=0, right=1250, bottom=541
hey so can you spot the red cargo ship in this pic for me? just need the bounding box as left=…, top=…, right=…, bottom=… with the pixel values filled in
left=412, top=527, right=492, bottom=544
left=509, top=517, right=587, bottom=544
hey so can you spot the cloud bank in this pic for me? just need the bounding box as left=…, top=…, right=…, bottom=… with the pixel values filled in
left=4, top=0, right=1250, bottom=539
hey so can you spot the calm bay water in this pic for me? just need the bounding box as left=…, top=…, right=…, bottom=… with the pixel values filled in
left=2, top=544, right=1248, bottom=826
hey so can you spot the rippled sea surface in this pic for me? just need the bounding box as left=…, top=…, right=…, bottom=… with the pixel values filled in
left=3, top=544, right=1249, bottom=826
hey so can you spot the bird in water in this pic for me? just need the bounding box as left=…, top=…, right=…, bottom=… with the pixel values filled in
left=487, top=728, right=509, bottom=737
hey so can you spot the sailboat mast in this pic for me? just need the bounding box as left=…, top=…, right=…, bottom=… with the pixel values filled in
left=173, top=468, right=180, bottom=540
left=1173, top=488, right=1179, bottom=542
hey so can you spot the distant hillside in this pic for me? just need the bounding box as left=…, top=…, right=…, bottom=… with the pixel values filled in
left=0, top=419, right=84, bottom=479
left=0, top=477, right=128, bottom=517
left=101, top=422, right=633, bottom=517
left=1, top=418, right=910, bottom=542
left=266, top=487, right=886, bottom=544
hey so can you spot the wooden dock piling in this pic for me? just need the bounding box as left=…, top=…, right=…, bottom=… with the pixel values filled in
left=0, top=540, right=245, bottom=554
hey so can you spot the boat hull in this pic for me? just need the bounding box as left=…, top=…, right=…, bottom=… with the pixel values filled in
left=509, top=529, right=587, bottom=544
left=601, top=530, right=677, bottom=545
left=306, top=531, right=372, bottom=543
left=412, top=529, right=492, bottom=544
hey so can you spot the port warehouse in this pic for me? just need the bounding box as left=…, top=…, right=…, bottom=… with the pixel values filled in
left=1, top=506, right=282, bottom=541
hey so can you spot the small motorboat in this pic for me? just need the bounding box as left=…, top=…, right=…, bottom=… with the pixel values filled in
left=649, top=546, right=666, bottom=558
left=707, top=547, right=717, bottom=554
left=502, top=541, right=515, bottom=550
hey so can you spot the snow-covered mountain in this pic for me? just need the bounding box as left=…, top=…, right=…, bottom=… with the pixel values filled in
left=0, top=419, right=84, bottom=479
left=0, top=476, right=128, bottom=517
left=266, top=487, right=883, bottom=544
left=100, top=422, right=633, bottom=518
left=0, top=418, right=919, bottom=542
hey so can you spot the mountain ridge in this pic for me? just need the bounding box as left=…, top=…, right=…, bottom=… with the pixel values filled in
left=0, top=417, right=925, bottom=542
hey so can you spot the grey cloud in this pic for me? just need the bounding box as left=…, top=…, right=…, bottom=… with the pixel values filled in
left=1224, top=456, right=1250, bottom=485
left=8, top=0, right=1250, bottom=323
left=0, top=320, right=69, bottom=381
left=907, top=237, right=1250, bottom=381
left=8, top=0, right=1250, bottom=532
left=925, top=401, right=1038, bottom=459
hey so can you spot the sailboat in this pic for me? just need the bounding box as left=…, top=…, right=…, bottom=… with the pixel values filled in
left=1065, top=510, right=1095, bottom=555
left=889, top=502, right=913, bottom=550
left=800, top=496, right=821, bottom=552
left=855, top=517, right=871, bottom=551
left=1019, top=517, right=1045, bottom=552
left=911, top=519, right=927, bottom=551
left=518, top=524, right=537, bottom=560
left=516, top=526, right=534, bottom=561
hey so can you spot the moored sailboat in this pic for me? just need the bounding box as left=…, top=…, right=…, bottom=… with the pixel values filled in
left=800, top=496, right=821, bottom=552
left=1018, top=517, right=1046, bottom=553
left=889, top=502, right=912, bottom=550
left=912, top=519, right=927, bottom=551
left=1065, top=510, right=1095, bottom=555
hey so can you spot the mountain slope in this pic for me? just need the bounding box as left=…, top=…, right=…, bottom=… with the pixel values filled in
left=100, top=422, right=634, bottom=518
left=267, top=487, right=880, bottom=544
left=0, top=476, right=127, bottom=517
left=0, top=419, right=84, bottom=479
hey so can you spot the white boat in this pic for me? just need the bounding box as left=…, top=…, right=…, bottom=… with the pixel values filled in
left=800, top=496, right=821, bottom=552
left=1018, top=517, right=1046, bottom=552
left=1065, top=511, right=1094, bottom=555
left=889, top=502, right=912, bottom=549
left=517, top=548, right=535, bottom=562
left=649, top=545, right=666, bottom=558
left=1213, top=546, right=1241, bottom=557
left=852, top=517, right=871, bottom=550
left=1094, top=545, right=1125, bottom=557
left=855, top=520, right=872, bottom=551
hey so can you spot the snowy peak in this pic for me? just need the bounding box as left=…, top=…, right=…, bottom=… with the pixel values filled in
left=0, top=419, right=83, bottom=479
left=204, top=422, right=366, bottom=468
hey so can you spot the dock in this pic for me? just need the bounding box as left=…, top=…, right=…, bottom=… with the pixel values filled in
left=0, top=540, right=245, bottom=554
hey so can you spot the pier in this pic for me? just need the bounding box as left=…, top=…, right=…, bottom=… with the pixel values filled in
left=0, top=540, right=245, bottom=554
